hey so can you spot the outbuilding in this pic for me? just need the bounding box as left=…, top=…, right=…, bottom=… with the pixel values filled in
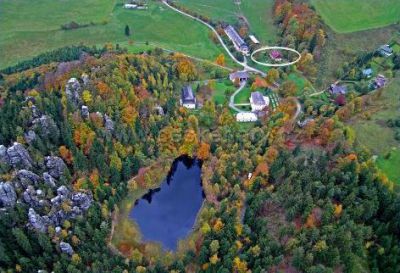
left=236, top=112, right=258, bottom=122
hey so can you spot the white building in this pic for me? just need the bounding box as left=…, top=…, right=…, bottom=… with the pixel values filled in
left=250, top=92, right=269, bottom=112
left=124, top=4, right=138, bottom=9
left=224, top=25, right=249, bottom=56
left=249, top=35, right=260, bottom=44
left=236, top=112, right=258, bottom=122
left=180, top=85, right=196, bottom=109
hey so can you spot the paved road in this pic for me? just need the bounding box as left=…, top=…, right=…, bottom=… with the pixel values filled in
left=162, top=0, right=265, bottom=76
left=229, top=80, right=247, bottom=113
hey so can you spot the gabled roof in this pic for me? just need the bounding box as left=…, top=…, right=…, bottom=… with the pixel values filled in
left=224, top=25, right=246, bottom=47
left=362, top=68, right=372, bottom=76
left=379, top=44, right=393, bottom=54
left=229, top=71, right=249, bottom=80
left=181, top=85, right=195, bottom=103
left=329, top=84, right=347, bottom=95
left=373, top=74, right=387, bottom=88
left=251, top=92, right=266, bottom=105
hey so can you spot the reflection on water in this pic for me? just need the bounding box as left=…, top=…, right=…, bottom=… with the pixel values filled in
left=130, top=156, right=204, bottom=250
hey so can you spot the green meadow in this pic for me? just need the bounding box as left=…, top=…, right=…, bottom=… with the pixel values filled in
left=350, top=76, right=400, bottom=184
left=177, top=0, right=277, bottom=44
left=0, top=0, right=226, bottom=69
left=311, top=0, right=400, bottom=33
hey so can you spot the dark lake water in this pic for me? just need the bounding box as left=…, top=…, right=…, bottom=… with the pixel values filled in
left=129, top=156, right=204, bottom=250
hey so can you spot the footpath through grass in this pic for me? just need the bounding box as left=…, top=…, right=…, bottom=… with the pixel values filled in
left=0, top=0, right=226, bottom=69
left=311, top=0, right=400, bottom=33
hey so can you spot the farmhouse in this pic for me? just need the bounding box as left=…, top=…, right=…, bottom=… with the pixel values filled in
left=250, top=91, right=269, bottom=112
left=236, top=112, right=258, bottom=122
left=372, top=74, right=387, bottom=89
left=180, top=85, right=196, bottom=109
left=249, top=35, right=260, bottom=44
left=224, top=25, right=249, bottom=56
left=229, top=71, right=249, bottom=83
left=378, top=44, right=393, bottom=57
left=329, top=84, right=347, bottom=95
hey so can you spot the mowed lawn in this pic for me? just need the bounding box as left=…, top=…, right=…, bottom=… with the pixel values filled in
left=177, top=0, right=277, bottom=44
left=311, top=0, right=400, bottom=33
left=350, top=76, right=400, bottom=184
left=0, top=0, right=226, bottom=69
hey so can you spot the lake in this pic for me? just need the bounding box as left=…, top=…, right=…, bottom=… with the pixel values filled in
left=129, top=156, right=204, bottom=250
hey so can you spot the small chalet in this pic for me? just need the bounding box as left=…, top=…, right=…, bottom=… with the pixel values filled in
left=250, top=91, right=269, bottom=112
left=249, top=35, right=260, bottom=44
left=124, top=3, right=138, bottom=9
left=362, top=68, right=373, bottom=78
left=269, top=50, right=282, bottom=61
left=236, top=112, right=258, bottom=122
left=229, top=71, right=249, bottom=83
left=378, top=44, right=393, bottom=57
left=372, top=74, right=387, bottom=89
left=329, top=84, right=347, bottom=95
left=180, top=85, right=196, bottom=109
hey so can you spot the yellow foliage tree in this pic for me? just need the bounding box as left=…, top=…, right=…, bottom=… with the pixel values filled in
left=82, top=90, right=93, bottom=105
left=215, top=54, right=226, bottom=66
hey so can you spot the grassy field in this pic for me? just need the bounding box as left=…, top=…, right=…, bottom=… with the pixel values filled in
left=311, top=0, right=400, bottom=33
left=0, top=0, right=227, bottom=69
left=349, top=76, right=400, bottom=184
left=177, top=0, right=277, bottom=44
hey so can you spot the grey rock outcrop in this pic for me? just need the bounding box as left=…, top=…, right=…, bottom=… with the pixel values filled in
left=16, top=169, right=40, bottom=187
left=32, top=115, right=58, bottom=137
left=65, top=78, right=81, bottom=106
left=81, top=105, right=89, bottom=119
left=43, top=172, right=56, bottom=188
left=6, top=143, right=33, bottom=169
left=28, top=208, right=47, bottom=232
left=104, top=114, right=114, bottom=133
left=30, top=105, right=41, bottom=119
left=24, top=130, right=37, bottom=144
left=0, top=145, right=9, bottom=166
left=60, top=242, right=74, bottom=255
left=71, top=192, right=92, bottom=211
left=0, top=182, right=17, bottom=208
left=45, top=156, right=67, bottom=178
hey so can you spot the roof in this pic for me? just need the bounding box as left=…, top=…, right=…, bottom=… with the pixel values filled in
left=236, top=112, right=258, bottom=122
left=374, top=74, right=387, bottom=88
left=362, top=68, right=373, bottom=75
left=379, top=44, right=393, bottom=53
left=251, top=92, right=266, bottom=105
left=181, top=86, right=195, bottom=103
left=330, top=84, right=347, bottom=95
left=224, top=25, right=247, bottom=47
left=270, top=50, right=282, bottom=59
left=229, top=71, right=249, bottom=80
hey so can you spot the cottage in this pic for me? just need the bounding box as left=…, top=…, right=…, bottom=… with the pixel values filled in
left=329, top=84, right=347, bottom=95
left=250, top=91, right=269, bottom=112
left=236, top=112, right=258, bottom=122
left=229, top=71, right=249, bottom=83
left=249, top=35, right=260, bottom=44
left=362, top=68, right=373, bottom=78
left=269, top=50, right=282, bottom=61
left=372, top=74, right=387, bottom=89
left=224, top=25, right=249, bottom=56
left=180, top=86, right=196, bottom=109
left=378, top=44, right=393, bottom=57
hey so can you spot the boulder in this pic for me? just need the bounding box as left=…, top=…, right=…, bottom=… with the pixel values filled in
left=24, top=130, right=37, bottom=144
left=0, top=145, right=9, bottom=166
left=7, top=143, right=33, bottom=169
left=104, top=114, right=114, bottom=133
left=56, top=185, right=69, bottom=196
left=81, top=105, right=89, bottom=119
left=60, top=242, right=74, bottom=255
left=0, top=182, right=17, bottom=208
left=43, top=172, right=56, bottom=188
left=71, top=192, right=92, bottom=211
left=16, top=170, right=40, bottom=187
left=28, top=208, right=47, bottom=232
left=45, top=156, right=67, bottom=178
left=65, top=78, right=81, bottom=106
left=32, top=115, right=58, bottom=137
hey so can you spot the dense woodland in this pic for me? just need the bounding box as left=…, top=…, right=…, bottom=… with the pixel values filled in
left=0, top=1, right=399, bottom=272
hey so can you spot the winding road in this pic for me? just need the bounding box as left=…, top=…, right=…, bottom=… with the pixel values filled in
left=162, top=0, right=302, bottom=119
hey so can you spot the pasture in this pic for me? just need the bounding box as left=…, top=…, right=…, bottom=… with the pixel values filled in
left=177, top=0, right=277, bottom=44
left=311, top=0, right=400, bottom=33
left=350, top=76, right=400, bottom=184
left=0, top=0, right=226, bottom=69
